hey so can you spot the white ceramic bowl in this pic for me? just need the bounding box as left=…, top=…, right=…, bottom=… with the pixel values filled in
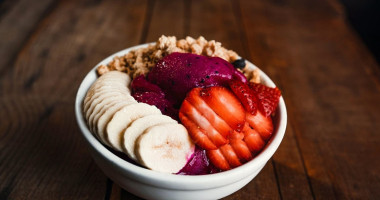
left=75, top=44, right=287, bottom=200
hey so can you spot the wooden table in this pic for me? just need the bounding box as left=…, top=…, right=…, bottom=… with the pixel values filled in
left=1, top=0, right=379, bottom=199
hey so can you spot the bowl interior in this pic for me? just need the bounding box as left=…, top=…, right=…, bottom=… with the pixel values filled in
left=75, top=44, right=287, bottom=189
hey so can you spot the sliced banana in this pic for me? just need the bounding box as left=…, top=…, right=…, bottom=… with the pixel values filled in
left=84, top=89, right=130, bottom=114
left=92, top=71, right=131, bottom=87
left=85, top=90, right=131, bottom=120
left=96, top=101, right=134, bottom=147
left=84, top=71, right=131, bottom=105
left=135, top=123, right=195, bottom=173
left=105, top=103, right=161, bottom=151
left=123, top=115, right=177, bottom=161
left=88, top=94, right=136, bottom=133
left=91, top=97, right=137, bottom=135
left=84, top=84, right=129, bottom=106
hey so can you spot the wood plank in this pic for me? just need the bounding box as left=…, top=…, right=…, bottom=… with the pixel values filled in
left=239, top=0, right=380, bottom=199
left=189, top=0, right=248, bottom=58
left=0, top=0, right=148, bottom=199
left=0, top=0, right=57, bottom=78
left=145, top=0, right=186, bottom=42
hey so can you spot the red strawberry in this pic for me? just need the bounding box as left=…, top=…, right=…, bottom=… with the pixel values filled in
left=229, top=79, right=259, bottom=115
left=206, top=149, right=231, bottom=171
left=246, top=111, right=273, bottom=141
left=248, top=82, right=281, bottom=117
left=200, top=86, right=245, bottom=132
left=242, top=123, right=266, bottom=154
left=180, top=100, right=228, bottom=147
left=186, top=88, right=232, bottom=138
left=229, top=132, right=252, bottom=162
left=179, top=86, right=246, bottom=150
left=219, top=144, right=242, bottom=168
left=179, top=113, right=217, bottom=150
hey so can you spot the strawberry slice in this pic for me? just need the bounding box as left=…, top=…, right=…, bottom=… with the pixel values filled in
left=186, top=88, right=232, bottom=138
left=200, top=86, right=245, bottom=132
left=180, top=100, right=228, bottom=147
left=246, top=111, right=273, bottom=141
left=206, top=149, right=231, bottom=171
left=242, top=123, right=266, bottom=154
left=248, top=82, right=281, bottom=117
left=179, top=113, right=217, bottom=150
left=229, top=79, right=259, bottom=115
left=230, top=132, right=252, bottom=162
left=219, top=144, right=242, bottom=168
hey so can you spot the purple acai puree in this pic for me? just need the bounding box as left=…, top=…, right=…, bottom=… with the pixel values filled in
left=131, top=75, right=178, bottom=120
left=147, top=52, right=247, bottom=107
left=177, top=146, right=220, bottom=175
left=131, top=75, right=165, bottom=96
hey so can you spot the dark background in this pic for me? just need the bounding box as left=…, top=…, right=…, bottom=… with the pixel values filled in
left=340, top=0, right=380, bottom=64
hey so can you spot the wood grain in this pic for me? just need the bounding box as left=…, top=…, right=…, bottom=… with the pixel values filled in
left=0, top=0, right=57, bottom=81
left=239, top=0, right=380, bottom=199
left=0, top=0, right=148, bottom=199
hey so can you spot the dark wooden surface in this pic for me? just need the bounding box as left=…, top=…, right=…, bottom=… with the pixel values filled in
left=1, top=0, right=379, bottom=199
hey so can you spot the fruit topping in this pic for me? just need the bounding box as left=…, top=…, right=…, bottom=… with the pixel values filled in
left=248, top=82, right=281, bottom=117
left=229, top=79, right=259, bottom=115
left=246, top=111, right=274, bottom=141
left=147, top=52, right=247, bottom=106
left=132, top=91, right=178, bottom=120
left=131, top=75, right=178, bottom=120
left=179, top=86, right=246, bottom=150
left=131, top=75, right=165, bottom=96
left=177, top=146, right=220, bottom=175
left=207, top=148, right=231, bottom=171
left=199, top=86, right=245, bottom=132
left=179, top=81, right=281, bottom=171
left=231, top=58, right=246, bottom=69
left=180, top=100, right=228, bottom=147
left=135, top=123, right=195, bottom=173
left=241, top=123, right=266, bottom=154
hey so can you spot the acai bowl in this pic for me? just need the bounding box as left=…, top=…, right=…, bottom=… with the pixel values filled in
left=75, top=36, right=287, bottom=200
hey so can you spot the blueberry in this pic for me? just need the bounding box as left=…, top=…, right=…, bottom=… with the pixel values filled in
left=232, top=58, right=246, bottom=69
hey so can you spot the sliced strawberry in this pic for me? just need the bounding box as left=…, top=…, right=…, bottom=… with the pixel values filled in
left=248, top=82, right=281, bottom=117
left=180, top=100, right=228, bottom=147
left=186, top=88, right=232, bottom=138
left=179, top=113, right=217, bottom=150
left=229, top=132, right=252, bottom=162
left=200, top=86, right=245, bottom=132
left=219, top=144, right=242, bottom=168
left=229, top=79, right=259, bottom=115
left=206, top=149, right=230, bottom=171
left=242, top=123, right=266, bottom=154
left=246, top=111, right=273, bottom=141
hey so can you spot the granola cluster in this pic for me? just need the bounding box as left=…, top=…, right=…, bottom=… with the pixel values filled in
left=97, top=35, right=260, bottom=83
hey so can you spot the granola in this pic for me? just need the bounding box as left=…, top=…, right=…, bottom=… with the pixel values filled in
left=97, top=35, right=259, bottom=82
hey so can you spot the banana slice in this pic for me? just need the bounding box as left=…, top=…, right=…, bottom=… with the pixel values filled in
left=91, top=97, right=136, bottom=135
left=85, top=90, right=131, bottom=120
left=105, top=103, right=161, bottom=151
left=84, top=83, right=130, bottom=106
left=84, top=71, right=131, bottom=105
left=135, top=123, right=195, bottom=173
left=96, top=101, right=135, bottom=147
left=88, top=94, right=136, bottom=133
left=84, top=89, right=130, bottom=114
left=123, top=115, right=177, bottom=161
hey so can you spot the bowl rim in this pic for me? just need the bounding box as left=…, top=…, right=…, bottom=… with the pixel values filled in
left=75, top=43, right=287, bottom=189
